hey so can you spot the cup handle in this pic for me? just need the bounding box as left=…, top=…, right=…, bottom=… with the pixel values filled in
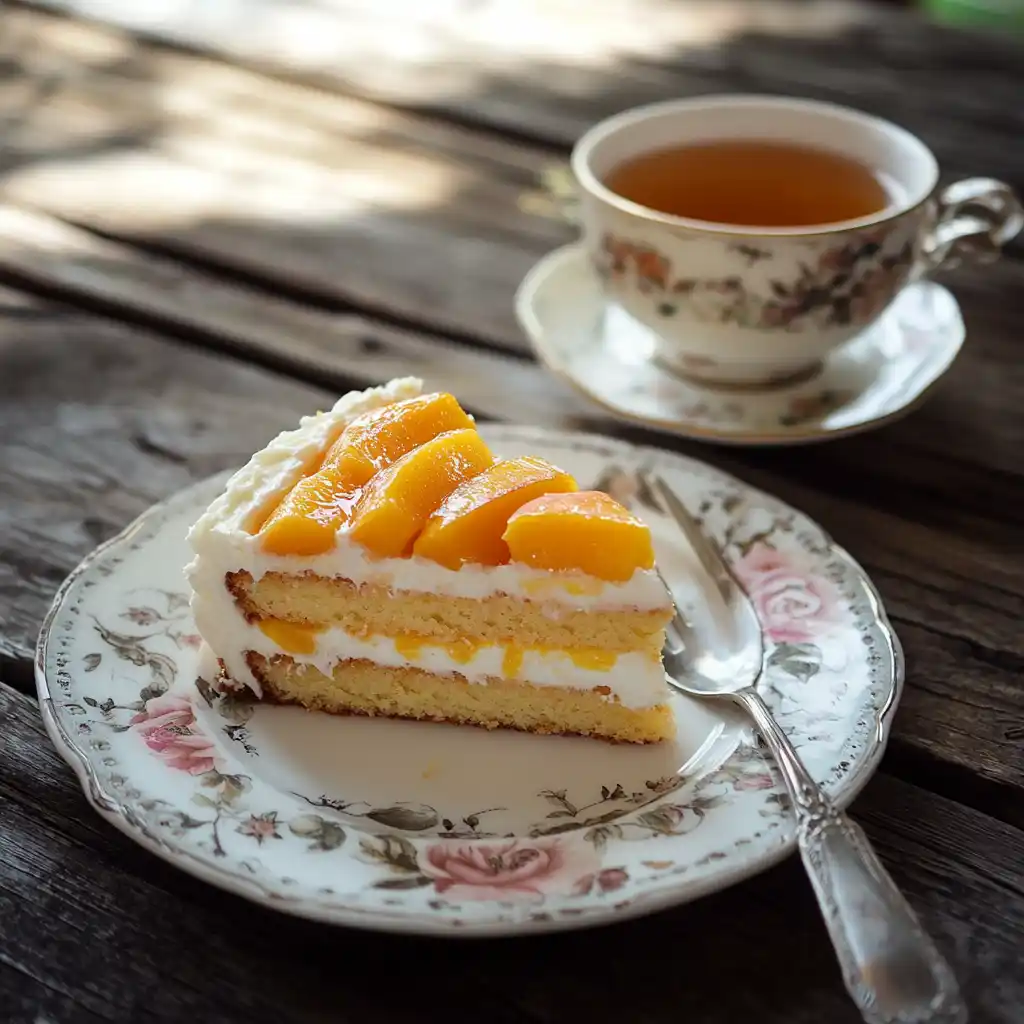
left=919, top=177, right=1023, bottom=273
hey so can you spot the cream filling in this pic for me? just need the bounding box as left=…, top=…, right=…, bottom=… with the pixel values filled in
left=194, top=593, right=667, bottom=709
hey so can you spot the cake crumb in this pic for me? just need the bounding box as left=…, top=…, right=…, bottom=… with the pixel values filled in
left=421, top=760, right=442, bottom=780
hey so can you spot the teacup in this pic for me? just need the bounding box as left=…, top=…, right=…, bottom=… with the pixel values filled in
left=571, top=95, right=1023, bottom=387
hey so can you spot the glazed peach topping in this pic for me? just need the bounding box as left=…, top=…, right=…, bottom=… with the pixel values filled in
left=259, top=393, right=473, bottom=556
left=256, top=394, right=653, bottom=581
left=414, top=456, right=578, bottom=569
left=503, top=491, right=655, bottom=583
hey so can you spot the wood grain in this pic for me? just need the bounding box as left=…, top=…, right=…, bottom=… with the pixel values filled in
left=0, top=285, right=330, bottom=675
left=19, top=0, right=1024, bottom=201
left=0, top=203, right=594, bottom=427
left=0, top=8, right=569, bottom=351
left=4, top=678, right=1024, bottom=1024
left=0, top=963, right=106, bottom=1024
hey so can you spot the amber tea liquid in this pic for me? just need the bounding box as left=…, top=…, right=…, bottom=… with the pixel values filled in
left=604, top=140, right=892, bottom=228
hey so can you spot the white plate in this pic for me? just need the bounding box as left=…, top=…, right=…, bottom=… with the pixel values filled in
left=37, top=425, right=902, bottom=935
left=517, top=244, right=965, bottom=446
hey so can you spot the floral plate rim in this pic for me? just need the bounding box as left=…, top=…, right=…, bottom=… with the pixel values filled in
left=518, top=242, right=964, bottom=447
left=36, top=426, right=904, bottom=937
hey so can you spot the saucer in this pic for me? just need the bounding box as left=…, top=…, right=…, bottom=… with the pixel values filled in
left=516, top=244, right=965, bottom=446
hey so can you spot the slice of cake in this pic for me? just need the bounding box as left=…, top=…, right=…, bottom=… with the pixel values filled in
left=187, top=378, right=675, bottom=743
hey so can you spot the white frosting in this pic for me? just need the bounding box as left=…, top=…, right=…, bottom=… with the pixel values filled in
left=186, top=378, right=671, bottom=708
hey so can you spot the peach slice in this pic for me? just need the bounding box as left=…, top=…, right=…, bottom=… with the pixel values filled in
left=258, top=392, right=472, bottom=556
left=258, top=618, right=322, bottom=655
left=323, top=392, right=474, bottom=488
left=348, top=428, right=494, bottom=558
left=413, top=456, right=577, bottom=569
left=258, top=471, right=361, bottom=556
left=503, top=490, right=654, bottom=582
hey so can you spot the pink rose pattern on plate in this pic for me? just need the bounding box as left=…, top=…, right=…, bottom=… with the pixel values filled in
left=131, top=692, right=221, bottom=775
left=734, top=542, right=842, bottom=644
left=421, top=838, right=600, bottom=902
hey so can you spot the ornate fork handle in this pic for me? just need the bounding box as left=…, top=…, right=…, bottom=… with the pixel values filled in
left=734, top=688, right=967, bottom=1024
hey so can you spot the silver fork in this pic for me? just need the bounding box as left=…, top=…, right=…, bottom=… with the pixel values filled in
left=645, top=473, right=966, bottom=1024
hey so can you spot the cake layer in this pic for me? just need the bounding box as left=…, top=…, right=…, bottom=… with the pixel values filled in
left=227, top=571, right=670, bottom=653
left=249, top=654, right=675, bottom=744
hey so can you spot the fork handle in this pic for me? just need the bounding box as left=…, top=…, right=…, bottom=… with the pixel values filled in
left=734, top=689, right=967, bottom=1024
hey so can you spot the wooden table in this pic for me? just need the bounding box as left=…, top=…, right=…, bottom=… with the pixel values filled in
left=2, top=2, right=1023, bottom=1021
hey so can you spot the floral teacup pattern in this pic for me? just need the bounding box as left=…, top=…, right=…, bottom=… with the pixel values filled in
left=580, top=200, right=926, bottom=385
left=38, top=426, right=902, bottom=935
left=595, top=228, right=916, bottom=334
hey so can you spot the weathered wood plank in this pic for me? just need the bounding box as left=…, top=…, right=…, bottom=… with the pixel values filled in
left=0, top=203, right=592, bottom=427
left=1, top=274, right=1023, bottom=797
left=0, top=962, right=106, bottom=1024
left=18, top=0, right=1024, bottom=199
left=0, top=8, right=571, bottom=351
left=3, top=679, right=1024, bottom=1023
